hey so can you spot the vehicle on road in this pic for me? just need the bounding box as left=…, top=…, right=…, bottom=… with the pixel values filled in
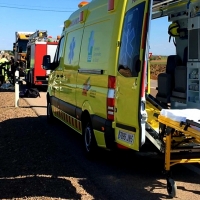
left=13, top=31, right=34, bottom=77
left=26, top=30, right=59, bottom=87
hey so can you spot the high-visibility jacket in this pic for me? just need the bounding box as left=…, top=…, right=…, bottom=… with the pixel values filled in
left=0, top=58, right=9, bottom=80
left=0, top=57, right=8, bottom=63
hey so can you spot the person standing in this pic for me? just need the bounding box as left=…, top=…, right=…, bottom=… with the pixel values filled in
left=0, top=55, right=9, bottom=83
left=0, top=54, right=8, bottom=63
left=10, top=57, right=16, bottom=84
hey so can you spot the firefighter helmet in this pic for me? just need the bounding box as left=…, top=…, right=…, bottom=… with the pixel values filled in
left=168, top=22, right=180, bottom=37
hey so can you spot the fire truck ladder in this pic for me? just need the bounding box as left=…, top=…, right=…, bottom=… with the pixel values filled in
left=29, top=30, right=48, bottom=42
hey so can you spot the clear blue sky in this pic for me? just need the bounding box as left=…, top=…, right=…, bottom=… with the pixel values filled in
left=0, top=0, right=175, bottom=55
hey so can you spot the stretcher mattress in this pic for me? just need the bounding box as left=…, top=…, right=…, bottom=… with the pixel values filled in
left=160, top=109, right=200, bottom=131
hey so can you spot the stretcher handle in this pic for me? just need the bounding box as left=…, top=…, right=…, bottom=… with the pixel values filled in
left=180, top=120, right=200, bottom=130
left=186, top=119, right=200, bottom=129
left=153, top=113, right=159, bottom=118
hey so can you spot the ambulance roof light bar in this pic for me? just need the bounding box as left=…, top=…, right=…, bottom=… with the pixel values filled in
left=78, top=1, right=88, bottom=8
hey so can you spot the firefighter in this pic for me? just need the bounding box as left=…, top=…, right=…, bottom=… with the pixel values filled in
left=0, top=55, right=9, bottom=83
left=0, top=54, right=8, bottom=63
left=10, top=57, right=16, bottom=84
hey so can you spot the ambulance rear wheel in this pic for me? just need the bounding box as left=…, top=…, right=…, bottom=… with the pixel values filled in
left=167, top=178, right=177, bottom=198
left=83, top=122, right=97, bottom=158
left=47, top=101, right=55, bottom=123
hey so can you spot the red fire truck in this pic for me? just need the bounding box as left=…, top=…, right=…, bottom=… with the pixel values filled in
left=26, top=30, right=59, bottom=87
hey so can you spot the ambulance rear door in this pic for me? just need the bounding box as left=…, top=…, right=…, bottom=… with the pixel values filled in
left=115, top=0, right=152, bottom=150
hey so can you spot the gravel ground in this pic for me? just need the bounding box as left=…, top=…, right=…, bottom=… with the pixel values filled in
left=1, top=90, right=200, bottom=200
left=0, top=90, right=103, bottom=200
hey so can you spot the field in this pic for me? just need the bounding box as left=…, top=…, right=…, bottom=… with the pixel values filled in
left=149, top=56, right=167, bottom=80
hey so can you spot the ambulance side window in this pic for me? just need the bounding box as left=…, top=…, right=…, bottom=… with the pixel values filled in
left=118, top=2, right=145, bottom=77
left=53, top=36, right=65, bottom=65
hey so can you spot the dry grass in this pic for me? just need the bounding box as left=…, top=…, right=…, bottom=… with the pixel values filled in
left=150, top=60, right=167, bottom=80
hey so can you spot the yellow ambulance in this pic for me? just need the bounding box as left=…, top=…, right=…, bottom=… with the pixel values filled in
left=43, top=0, right=151, bottom=156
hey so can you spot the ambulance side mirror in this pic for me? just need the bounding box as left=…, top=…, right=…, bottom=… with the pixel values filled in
left=42, top=55, right=51, bottom=70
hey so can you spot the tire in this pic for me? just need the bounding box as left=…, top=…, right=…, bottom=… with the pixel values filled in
left=83, top=121, right=97, bottom=158
left=167, top=178, right=177, bottom=198
left=47, top=100, right=55, bottom=123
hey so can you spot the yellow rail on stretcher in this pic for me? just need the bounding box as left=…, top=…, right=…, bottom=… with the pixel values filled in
left=146, top=96, right=200, bottom=197
left=146, top=100, right=160, bottom=131
left=158, top=115, right=200, bottom=171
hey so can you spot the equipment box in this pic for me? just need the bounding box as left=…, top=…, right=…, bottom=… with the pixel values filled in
left=187, top=62, right=200, bottom=108
left=188, top=16, right=200, bottom=61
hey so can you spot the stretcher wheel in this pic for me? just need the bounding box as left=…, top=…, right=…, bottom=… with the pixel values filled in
left=167, top=178, right=177, bottom=198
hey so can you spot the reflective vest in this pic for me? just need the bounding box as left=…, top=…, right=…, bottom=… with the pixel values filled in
left=0, top=58, right=9, bottom=79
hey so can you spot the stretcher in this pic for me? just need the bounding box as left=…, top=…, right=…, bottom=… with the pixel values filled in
left=158, top=109, right=200, bottom=197
left=145, top=95, right=200, bottom=197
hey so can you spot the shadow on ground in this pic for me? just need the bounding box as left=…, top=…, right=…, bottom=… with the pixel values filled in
left=0, top=116, right=200, bottom=199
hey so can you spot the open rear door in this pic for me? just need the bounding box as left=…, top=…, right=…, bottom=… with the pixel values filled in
left=115, top=0, right=152, bottom=151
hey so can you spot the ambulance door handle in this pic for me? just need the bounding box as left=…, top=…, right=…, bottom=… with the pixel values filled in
left=132, top=79, right=137, bottom=89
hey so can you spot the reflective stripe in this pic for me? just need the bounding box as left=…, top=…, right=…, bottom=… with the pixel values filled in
left=108, top=111, right=114, bottom=115
left=108, top=106, right=114, bottom=110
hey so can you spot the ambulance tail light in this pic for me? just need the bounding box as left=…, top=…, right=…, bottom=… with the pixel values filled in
left=107, top=76, right=116, bottom=121
left=79, top=11, right=84, bottom=22
left=108, top=75, right=116, bottom=88
left=108, top=0, right=115, bottom=11
left=79, top=9, right=88, bottom=23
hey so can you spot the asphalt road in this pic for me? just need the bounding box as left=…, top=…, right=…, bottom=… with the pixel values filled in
left=21, top=83, right=200, bottom=200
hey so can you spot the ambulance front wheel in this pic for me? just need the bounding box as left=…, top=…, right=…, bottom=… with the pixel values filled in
left=167, top=178, right=177, bottom=198
left=83, top=121, right=97, bottom=158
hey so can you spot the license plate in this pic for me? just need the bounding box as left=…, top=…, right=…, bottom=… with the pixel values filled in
left=118, top=130, right=134, bottom=144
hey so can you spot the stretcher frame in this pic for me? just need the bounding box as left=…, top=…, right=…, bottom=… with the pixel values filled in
left=146, top=95, right=200, bottom=197
left=158, top=115, right=200, bottom=170
left=157, top=115, right=200, bottom=197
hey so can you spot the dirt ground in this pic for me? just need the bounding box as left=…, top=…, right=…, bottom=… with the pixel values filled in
left=0, top=91, right=100, bottom=200
left=1, top=89, right=200, bottom=200
left=150, top=59, right=167, bottom=80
